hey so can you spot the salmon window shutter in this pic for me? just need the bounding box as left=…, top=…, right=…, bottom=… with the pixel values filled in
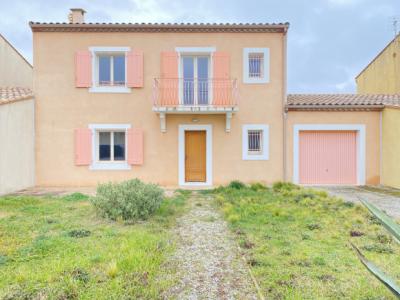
left=160, top=51, right=179, bottom=106
left=75, top=51, right=92, bottom=87
left=127, top=50, right=144, bottom=88
left=127, top=128, right=144, bottom=165
left=213, top=51, right=230, bottom=106
left=74, top=128, right=92, bottom=165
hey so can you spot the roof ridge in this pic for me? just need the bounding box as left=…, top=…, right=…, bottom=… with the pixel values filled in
left=29, top=22, right=289, bottom=33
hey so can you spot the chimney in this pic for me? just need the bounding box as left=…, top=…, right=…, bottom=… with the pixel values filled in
left=68, top=8, right=86, bottom=24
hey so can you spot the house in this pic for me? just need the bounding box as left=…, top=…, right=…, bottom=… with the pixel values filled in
left=29, top=8, right=389, bottom=188
left=0, top=33, right=33, bottom=87
left=356, top=34, right=400, bottom=189
left=356, top=33, right=400, bottom=94
left=0, top=87, right=34, bottom=195
left=0, top=33, right=34, bottom=195
left=30, top=8, right=289, bottom=187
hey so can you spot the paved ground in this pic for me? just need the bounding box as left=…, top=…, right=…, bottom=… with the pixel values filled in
left=318, top=186, right=400, bottom=219
left=164, top=192, right=258, bottom=300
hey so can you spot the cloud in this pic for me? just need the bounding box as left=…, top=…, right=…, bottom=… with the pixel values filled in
left=0, top=0, right=399, bottom=93
left=327, top=0, right=365, bottom=6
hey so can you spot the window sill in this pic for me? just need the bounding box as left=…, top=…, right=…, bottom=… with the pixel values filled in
left=89, top=86, right=131, bottom=93
left=242, top=154, right=269, bottom=161
left=243, top=77, right=269, bottom=84
left=89, top=162, right=131, bottom=171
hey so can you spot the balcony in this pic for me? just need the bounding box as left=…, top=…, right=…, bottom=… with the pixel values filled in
left=152, top=78, right=238, bottom=132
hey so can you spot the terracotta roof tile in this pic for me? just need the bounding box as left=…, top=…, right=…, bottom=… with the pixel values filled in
left=286, top=94, right=400, bottom=110
left=0, top=87, right=33, bottom=104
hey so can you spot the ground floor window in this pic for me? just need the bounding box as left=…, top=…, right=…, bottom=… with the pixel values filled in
left=98, top=131, right=126, bottom=162
left=89, top=124, right=131, bottom=170
left=247, top=129, right=263, bottom=155
left=242, top=124, right=269, bottom=160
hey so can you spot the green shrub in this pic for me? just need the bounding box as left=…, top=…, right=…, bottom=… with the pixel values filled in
left=362, top=244, right=394, bottom=254
left=306, top=223, right=321, bottom=230
left=342, top=201, right=355, bottom=208
left=294, top=191, right=316, bottom=203
left=61, top=192, right=89, bottom=201
left=90, top=179, right=164, bottom=221
left=250, top=182, right=268, bottom=191
left=228, top=180, right=246, bottom=190
left=70, top=268, right=90, bottom=283
left=68, top=229, right=91, bottom=238
left=272, top=181, right=299, bottom=193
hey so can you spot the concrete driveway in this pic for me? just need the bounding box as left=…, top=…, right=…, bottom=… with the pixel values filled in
left=318, top=186, right=400, bottom=219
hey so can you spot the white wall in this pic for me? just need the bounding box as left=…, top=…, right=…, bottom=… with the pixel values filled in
left=0, top=34, right=33, bottom=87
left=0, top=99, right=34, bottom=195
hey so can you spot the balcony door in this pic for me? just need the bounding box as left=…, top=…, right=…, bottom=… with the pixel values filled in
left=182, top=56, right=210, bottom=105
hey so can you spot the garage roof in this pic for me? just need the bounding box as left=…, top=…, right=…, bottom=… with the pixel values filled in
left=0, top=87, right=33, bottom=105
left=287, top=94, right=400, bottom=111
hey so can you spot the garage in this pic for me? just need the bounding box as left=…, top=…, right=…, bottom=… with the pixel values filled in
left=298, top=131, right=357, bottom=184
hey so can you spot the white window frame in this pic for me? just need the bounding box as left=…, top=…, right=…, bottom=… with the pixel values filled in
left=242, top=124, right=269, bottom=160
left=96, top=131, right=126, bottom=162
left=89, top=47, right=131, bottom=93
left=293, top=124, right=366, bottom=185
left=243, top=48, right=270, bottom=84
left=176, top=47, right=216, bottom=106
left=89, top=124, right=131, bottom=170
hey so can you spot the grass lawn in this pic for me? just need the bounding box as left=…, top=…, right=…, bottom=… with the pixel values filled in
left=0, top=190, right=190, bottom=299
left=205, top=182, right=400, bottom=299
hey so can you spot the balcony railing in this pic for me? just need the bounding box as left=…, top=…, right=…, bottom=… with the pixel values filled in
left=152, top=78, right=239, bottom=110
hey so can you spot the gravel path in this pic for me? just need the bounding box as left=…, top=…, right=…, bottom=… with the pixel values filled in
left=164, top=192, right=258, bottom=300
left=318, top=186, right=400, bottom=219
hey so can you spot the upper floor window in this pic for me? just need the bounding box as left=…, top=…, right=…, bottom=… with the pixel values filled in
left=243, top=48, right=270, bottom=84
left=248, top=53, right=264, bottom=78
left=89, top=47, right=131, bottom=93
left=181, top=55, right=210, bottom=105
left=98, top=55, right=126, bottom=86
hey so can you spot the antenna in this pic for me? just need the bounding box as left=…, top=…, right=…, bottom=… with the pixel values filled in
left=393, top=16, right=398, bottom=38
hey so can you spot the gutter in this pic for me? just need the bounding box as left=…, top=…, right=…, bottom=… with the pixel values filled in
left=29, top=22, right=290, bottom=33
left=282, top=27, right=288, bottom=182
left=285, top=104, right=385, bottom=111
left=379, top=110, right=382, bottom=185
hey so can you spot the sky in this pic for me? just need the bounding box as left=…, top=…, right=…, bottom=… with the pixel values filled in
left=0, top=0, right=399, bottom=93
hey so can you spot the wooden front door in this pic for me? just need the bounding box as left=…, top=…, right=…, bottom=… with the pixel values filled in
left=185, top=131, right=206, bottom=182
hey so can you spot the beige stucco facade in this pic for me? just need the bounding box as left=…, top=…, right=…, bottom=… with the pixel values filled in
left=33, top=30, right=286, bottom=187
left=0, top=34, right=32, bottom=88
left=0, top=99, right=35, bottom=194
left=381, top=107, right=400, bottom=188
left=356, top=34, right=400, bottom=94
left=285, top=111, right=381, bottom=185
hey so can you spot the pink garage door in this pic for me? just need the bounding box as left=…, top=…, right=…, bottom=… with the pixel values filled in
left=299, top=131, right=357, bottom=185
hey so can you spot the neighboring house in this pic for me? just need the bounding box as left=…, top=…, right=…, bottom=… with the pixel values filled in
left=356, top=33, right=400, bottom=94
left=0, top=34, right=33, bottom=87
left=0, top=33, right=34, bottom=195
left=29, top=8, right=391, bottom=188
left=0, top=88, right=35, bottom=195
left=356, top=34, right=400, bottom=189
